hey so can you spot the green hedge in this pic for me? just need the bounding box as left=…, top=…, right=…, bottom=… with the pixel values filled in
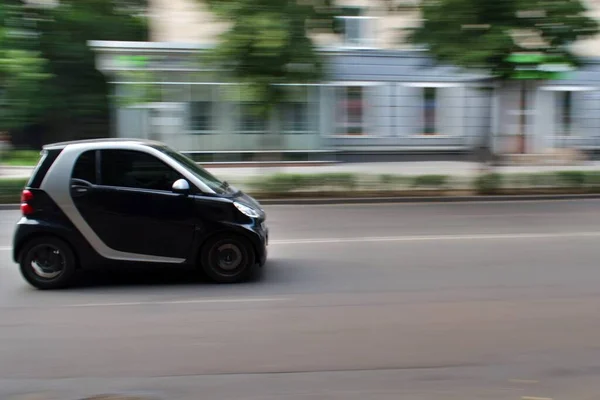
left=248, top=173, right=357, bottom=193
left=0, top=179, right=28, bottom=203
left=1, top=150, right=41, bottom=167
left=412, top=175, right=449, bottom=188
left=2, top=171, right=600, bottom=203
left=473, top=171, right=600, bottom=194
left=474, top=173, right=503, bottom=195
left=250, top=171, right=600, bottom=195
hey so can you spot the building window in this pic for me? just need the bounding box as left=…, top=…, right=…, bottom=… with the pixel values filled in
left=423, top=87, right=437, bottom=135
left=189, top=101, right=213, bottom=133
left=336, top=86, right=366, bottom=135
left=240, top=103, right=267, bottom=133
left=336, top=7, right=375, bottom=48
left=558, top=91, right=573, bottom=136
left=282, top=102, right=310, bottom=133
left=189, top=84, right=216, bottom=134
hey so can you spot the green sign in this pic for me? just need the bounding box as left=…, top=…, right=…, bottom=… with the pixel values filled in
left=116, top=55, right=150, bottom=68
left=507, top=53, right=575, bottom=80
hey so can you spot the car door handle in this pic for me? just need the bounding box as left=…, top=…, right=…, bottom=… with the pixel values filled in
left=72, top=186, right=89, bottom=194
left=70, top=179, right=93, bottom=197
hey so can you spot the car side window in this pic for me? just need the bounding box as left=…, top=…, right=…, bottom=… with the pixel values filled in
left=100, top=150, right=183, bottom=192
left=72, top=151, right=97, bottom=184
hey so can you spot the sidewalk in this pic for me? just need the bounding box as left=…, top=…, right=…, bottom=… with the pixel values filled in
left=3, top=161, right=600, bottom=181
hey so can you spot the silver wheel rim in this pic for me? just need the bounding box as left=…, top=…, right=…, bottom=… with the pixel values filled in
left=29, top=244, right=65, bottom=280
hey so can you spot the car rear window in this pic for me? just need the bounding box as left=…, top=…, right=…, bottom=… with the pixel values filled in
left=27, top=149, right=62, bottom=189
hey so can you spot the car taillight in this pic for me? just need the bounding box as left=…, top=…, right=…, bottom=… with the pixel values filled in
left=21, top=190, right=34, bottom=216
left=21, top=190, right=33, bottom=203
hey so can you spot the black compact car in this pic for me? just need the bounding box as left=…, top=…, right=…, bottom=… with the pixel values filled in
left=13, top=139, right=268, bottom=289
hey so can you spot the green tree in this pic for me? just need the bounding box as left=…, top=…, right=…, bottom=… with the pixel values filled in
left=34, top=0, right=147, bottom=140
left=0, top=1, right=51, bottom=132
left=200, top=0, right=338, bottom=156
left=2, top=0, right=147, bottom=144
left=406, top=0, right=599, bottom=158
left=408, top=0, right=598, bottom=78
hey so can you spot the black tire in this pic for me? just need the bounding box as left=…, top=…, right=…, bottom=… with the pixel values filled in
left=201, top=234, right=256, bottom=283
left=19, top=236, right=77, bottom=290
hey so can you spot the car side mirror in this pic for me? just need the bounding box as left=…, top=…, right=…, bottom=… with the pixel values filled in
left=172, top=179, right=190, bottom=195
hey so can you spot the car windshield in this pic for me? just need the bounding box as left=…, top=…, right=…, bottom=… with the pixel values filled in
left=154, top=146, right=230, bottom=195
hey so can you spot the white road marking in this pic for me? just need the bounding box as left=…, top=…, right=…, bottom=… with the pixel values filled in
left=63, top=297, right=289, bottom=308
left=522, top=397, right=553, bottom=400
left=270, top=231, right=600, bottom=245
left=0, top=246, right=10, bottom=252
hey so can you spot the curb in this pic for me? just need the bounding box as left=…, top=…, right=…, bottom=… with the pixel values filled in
left=2, top=194, right=599, bottom=210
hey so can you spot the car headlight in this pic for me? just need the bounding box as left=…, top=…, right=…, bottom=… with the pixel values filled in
left=234, top=202, right=260, bottom=218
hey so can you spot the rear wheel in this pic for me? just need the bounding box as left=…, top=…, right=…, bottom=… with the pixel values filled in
left=19, top=237, right=77, bottom=290
left=201, top=234, right=255, bottom=283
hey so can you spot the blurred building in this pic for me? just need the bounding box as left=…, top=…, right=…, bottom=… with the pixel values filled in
left=89, top=0, right=600, bottom=162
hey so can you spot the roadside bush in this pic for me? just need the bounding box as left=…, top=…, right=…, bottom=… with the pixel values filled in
left=249, top=173, right=358, bottom=193
left=379, top=174, right=394, bottom=185
left=412, top=175, right=448, bottom=189
left=585, top=171, right=600, bottom=192
left=244, top=170, right=600, bottom=197
left=379, top=174, right=409, bottom=188
left=251, top=174, right=303, bottom=193
left=0, top=179, right=28, bottom=203
left=1, top=150, right=41, bottom=166
left=507, top=173, right=558, bottom=188
left=473, top=173, right=502, bottom=195
left=320, top=173, right=357, bottom=190
left=528, top=173, right=557, bottom=188
left=555, top=171, right=586, bottom=188
left=504, top=173, right=529, bottom=188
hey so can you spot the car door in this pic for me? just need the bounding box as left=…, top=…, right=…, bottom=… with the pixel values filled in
left=70, top=149, right=196, bottom=260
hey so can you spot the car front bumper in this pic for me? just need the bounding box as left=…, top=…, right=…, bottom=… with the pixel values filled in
left=257, top=221, right=268, bottom=266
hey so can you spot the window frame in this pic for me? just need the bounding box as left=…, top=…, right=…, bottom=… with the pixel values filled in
left=540, top=85, right=597, bottom=140
left=188, top=100, right=214, bottom=134
left=556, top=90, right=574, bottom=137
left=333, top=85, right=371, bottom=137
left=335, top=15, right=377, bottom=49
left=423, top=87, right=437, bottom=136
left=281, top=101, right=311, bottom=134
left=186, top=84, right=219, bottom=135
left=238, top=102, right=268, bottom=134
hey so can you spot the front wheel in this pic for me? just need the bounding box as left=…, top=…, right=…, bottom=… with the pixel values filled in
left=19, top=237, right=77, bottom=290
left=201, top=234, right=255, bottom=283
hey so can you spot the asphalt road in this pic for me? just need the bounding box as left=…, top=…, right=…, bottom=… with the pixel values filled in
left=1, top=200, right=600, bottom=400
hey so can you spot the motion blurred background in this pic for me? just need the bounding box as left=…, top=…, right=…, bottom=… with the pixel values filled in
left=1, top=0, right=600, bottom=166
left=3, top=1, right=600, bottom=399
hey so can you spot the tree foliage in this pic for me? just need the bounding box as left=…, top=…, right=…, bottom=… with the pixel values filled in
left=202, top=0, right=338, bottom=119
left=407, top=0, right=599, bottom=79
left=0, top=1, right=51, bottom=131
left=1, top=0, right=147, bottom=137
left=35, top=0, right=147, bottom=120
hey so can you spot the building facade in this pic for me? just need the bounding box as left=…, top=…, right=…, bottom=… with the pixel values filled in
left=90, top=0, right=600, bottom=161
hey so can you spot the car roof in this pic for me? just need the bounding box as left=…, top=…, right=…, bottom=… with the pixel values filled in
left=43, top=138, right=164, bottom=151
